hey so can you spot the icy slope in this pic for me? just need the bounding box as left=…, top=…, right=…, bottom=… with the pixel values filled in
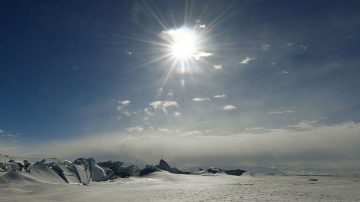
left=1, top=171, right=360, bottom=202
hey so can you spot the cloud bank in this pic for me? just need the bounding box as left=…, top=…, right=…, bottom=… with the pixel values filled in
left=2, top=122, right=360, bottom=172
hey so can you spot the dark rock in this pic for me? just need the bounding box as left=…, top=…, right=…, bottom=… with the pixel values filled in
left=122, top=165, right=140, bottom=177
left=154, top=159, right=189, bottom=174
left=140, top=165, right=160, bottom=176
left=97, top=161, right=139, bottom=178
left=0, top=163, right=7, bottom=172
left=172, top=167, right=190, bottom=174
left=5, top=161, right=22, bottom=172
left=103, top=167, right=114, bottom=178
left=23, top=160, right=31, bottom=172
left=73, top=158, right=92, bottom=185
left=156, top=159, right=173, bottom=173
left=207, top=167, right=224, bottom=174
left=309, top=178, right=319, bottom=181
left=224, top=169, right=246, bottom=176
left=51, top=164, right=69, bottom=183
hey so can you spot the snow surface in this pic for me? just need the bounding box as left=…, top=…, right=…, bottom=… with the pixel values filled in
left=1, top=171, right=359, bottom=202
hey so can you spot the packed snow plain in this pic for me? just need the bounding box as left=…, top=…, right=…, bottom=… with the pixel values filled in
left=1, top=156, right=359, bottom=202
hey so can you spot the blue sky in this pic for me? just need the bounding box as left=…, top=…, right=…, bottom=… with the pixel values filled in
left=1, top=0, right=360, bottom=171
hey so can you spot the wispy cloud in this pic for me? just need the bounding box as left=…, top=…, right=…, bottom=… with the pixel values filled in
left=299, top=44, right=308, bottom=50
left=158, top=128, right=172, bottom=133
left=213, top=64, right=223, bottom=70
left=268, top=110, right=295, bottom=114
left=0, top=129, right=18, bottom=139
left=126, top=126, right=144, bottom=133
left=261, top=43, right=270, bottom=51
left=192, top=97, right=211, bottom=102
left=194, top=52, right=213, bottom=60
left=240, top=57, right=256, bottom=64
left=167, top=90, right=174, bottom=97
left=1, top=134, right=17, bottom=138
left=149, top=100, right=179, bottom=114
left=280, top=70, right=289, bottom=74
left=214, top=94, right=226, bottom=98
left=122, top=110, right=132, bottom=116
left=158, top=128, right=180, bottom=133
left=117, top=100, right=131, bottom=110
left=183, top=130, right=202, bottom=136
left=223, top=105, right=237, bottom=110
left=174, top=111, right=182, bottom=117
left=144, top=107, right=155, bottom=116
left=290, top=120, right=317, bottom=130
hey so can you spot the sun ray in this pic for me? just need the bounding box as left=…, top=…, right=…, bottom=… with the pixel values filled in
left=121, top=1, right=238, bottom=88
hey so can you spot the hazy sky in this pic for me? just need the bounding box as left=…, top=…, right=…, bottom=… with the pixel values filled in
left=1, top=0, right=360, bottom=172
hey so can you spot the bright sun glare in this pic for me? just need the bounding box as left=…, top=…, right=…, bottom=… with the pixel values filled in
left=167, top=28, right=198, bottom=60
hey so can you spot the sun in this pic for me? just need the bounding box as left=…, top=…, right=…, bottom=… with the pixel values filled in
left=166, top=27, right=198, bottom=60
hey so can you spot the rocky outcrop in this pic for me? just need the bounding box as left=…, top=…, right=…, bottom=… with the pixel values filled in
left=97, top=161, right=139, bottom=178
left=1, top=157, right=247, bottom=185
left=224, top=169, right=246, bottom=176
left=154, top=159, right=189, bottom=174
left=140, top=165, right=160, bottom=176
left=156, top=159, right=173, bottom=172
left=207, top=167, right=224, bottom=174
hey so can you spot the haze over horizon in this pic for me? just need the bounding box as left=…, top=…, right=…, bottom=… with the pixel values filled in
left=1, top=0, right=360, bottom=172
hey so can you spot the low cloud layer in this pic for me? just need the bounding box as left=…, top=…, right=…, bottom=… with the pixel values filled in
left=2, top=122, right=360, bottom=172
left=192, top=97, right=211, bottom=102
left=223, top=105, right=237, bottom=110
left=240, top=57, right=256, bottom=64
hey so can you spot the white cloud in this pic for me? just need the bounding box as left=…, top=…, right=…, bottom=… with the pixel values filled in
left=299, top=44, right=307, bottom=50
left=269, top=110, right=295, bottom=114
left=223, top=105, right=237, bottom=110
left=1, top=134, right=17, bottom=138
left=183, top=130, right=202, bottom=136
left=158, top=128, right=180, bottom=134
left=126, top=126, right=144, bottom=133
left=117, top=100, right=131, bottom=110
left=192, top=97, right=211, bottom=102
left=290, top=120, right=317, bottom=130
left=162, top=101, right=178, bottom=109
left=261, top=43, right=270, bottom=51
left=122, top=110, right=132, bottom=116
left=144, top=107, right=155, bottom=116
left=149, top=101, right=163, bottom=109
left=120, top=100, right=130, bottom=105
left=156, top=88, right=163, bottom=96
left=194, top=52, right=213, bottom=60
left=245, top=127, right=265, bottom=132
left=214, top=94, right=226, bottom=98
left=214, top=64, right=223, bottom=70
left=280, top=70, right=289, bottom=74
left=0, top=129, right=17, bottom=139
left=174, top=111, right=182, bottom=117
left=240, top=57, right=256, bottom=64
left=149, top=100, right=179, bottom=114
left=158, top=128, right=172, bottom=133
left=167, top=90, right=174, bottom=97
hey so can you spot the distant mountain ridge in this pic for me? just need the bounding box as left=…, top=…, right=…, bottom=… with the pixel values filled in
left=1, top=156, right=247, bottom=185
